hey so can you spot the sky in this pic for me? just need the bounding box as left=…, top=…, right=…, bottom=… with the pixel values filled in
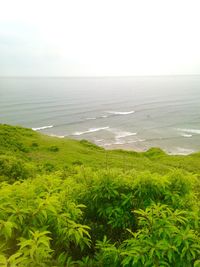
left=0, top=0, right=200, bottom=77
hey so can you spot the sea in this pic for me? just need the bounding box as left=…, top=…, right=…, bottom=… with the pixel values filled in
left=1, top=76, right=200, bottom=155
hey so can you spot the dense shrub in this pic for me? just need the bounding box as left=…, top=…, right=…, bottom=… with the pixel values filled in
left=43, top=162, right=55, bottom=172
left=0, top=155, right=35, bottom=182
left=144, top=147, right=166, bottom=158
left=0, top=174, right=91, bottom=266
left=96, top=204, right=200, bottom=267
left=0, top=166, right=199, bottom=266
left=72, top=160, right=83, bottom=166
left=48, top=146, right=59, bottom=152
left=31, top=142, right=39, bottom=148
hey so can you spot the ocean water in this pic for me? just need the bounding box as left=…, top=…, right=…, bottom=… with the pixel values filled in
left=1, top=76, right=200, bottom=154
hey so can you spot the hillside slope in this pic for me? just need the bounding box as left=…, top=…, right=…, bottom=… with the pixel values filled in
left=0, top=124, right=199, bottom=266
left=1, top=124, right=200, bottom=176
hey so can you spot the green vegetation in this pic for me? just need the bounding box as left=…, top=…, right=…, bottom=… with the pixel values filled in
left=0, top=124, right=199, bottom=266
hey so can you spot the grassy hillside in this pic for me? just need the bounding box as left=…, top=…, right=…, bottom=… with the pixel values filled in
left=0, top=124, right=199, bottom=266
left=1, top=124, right=200, bottom=175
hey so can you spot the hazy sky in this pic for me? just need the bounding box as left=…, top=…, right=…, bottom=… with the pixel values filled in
left=0, top=0, right=200, bottom=76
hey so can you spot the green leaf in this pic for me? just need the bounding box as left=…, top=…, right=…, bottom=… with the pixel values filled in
left=0, top=255, right=7, bottom=266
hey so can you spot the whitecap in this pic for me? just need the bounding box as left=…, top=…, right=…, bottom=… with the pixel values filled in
left=73, top=126, right=109, bottom=136
left=101, top=115, right=108, bottom=118
left=181, top=133, right=192, bottom=138
left=127, top=139, right=146, bottom=143
left=177, top=128, right=200, bottom=134
left=116, top=131, right=137, bottom=139
left=32, top=125, right=54, bottom=131
left=107, top=111, right=135, bottom=115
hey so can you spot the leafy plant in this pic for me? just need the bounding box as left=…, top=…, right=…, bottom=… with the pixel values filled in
left=0, top=124, right=200, bottom=266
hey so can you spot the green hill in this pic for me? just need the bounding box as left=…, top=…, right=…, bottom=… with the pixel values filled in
left=0, top=124, right=199, bottom=266
left=1, top=124, right=200, bottom=176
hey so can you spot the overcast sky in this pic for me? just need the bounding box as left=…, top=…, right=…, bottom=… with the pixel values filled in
left=0, top=0, right=200, bottom=76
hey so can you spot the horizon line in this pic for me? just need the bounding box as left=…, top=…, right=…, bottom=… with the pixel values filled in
left=1, top=74, right=200, bottom=79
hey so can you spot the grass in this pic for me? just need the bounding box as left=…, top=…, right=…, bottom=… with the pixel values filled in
left=1, top=124, right=200, bottom=175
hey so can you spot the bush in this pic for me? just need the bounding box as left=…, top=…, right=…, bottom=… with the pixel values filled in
left=0, top=166, right=199, bottom=266
left=0, top=155, right=35, bottom=182
left=97, top=204, right=200, bottom=267
left=43, top=162, right=55, bottom=172
left=0, top=174, right=91, bottom=266
left=72, top=160, right=83, bottom=166
left=48, top=146, right=59, bottom=152
left=31, top=142, right=39, bottom=148
left=145, top=147, right=166, bottom=158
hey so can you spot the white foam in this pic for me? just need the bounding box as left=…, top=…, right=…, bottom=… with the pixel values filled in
left=32, top=125, right=54, bottom=131
left=49, top=134, right=65, bottom=138
left=73, top=126, right=109, bottom=136
left=107, top=111, right=135, bottom=115
left=101, top=115, right=108, bottom=118
left=177, top=128, right=200, bottom=134
left=116, top=131, right=137, bottom=139
left=181, top=133, right=192, bottom=138
left=86, top=117, right=97, bottom=120
left=171, top=147, right=195, bottom=155
left=127, top=139, right=146, bottom=143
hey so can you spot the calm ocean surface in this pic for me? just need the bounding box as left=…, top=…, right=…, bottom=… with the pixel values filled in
left=1, top=76, right=200, bottom=154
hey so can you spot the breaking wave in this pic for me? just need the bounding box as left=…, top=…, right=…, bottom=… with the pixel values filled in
left=32, top=125, right=54, bottom=131
left=101, top=115, right=108, bottom=118
left=115, top=131, right=137, bottom=139
left=107, top=110, right=135, bottom=115
left=177, top=128, right=200, bottom=134
left=72, top=126, right=110, bottom=136
left=181, top=133, right=192, bottom=138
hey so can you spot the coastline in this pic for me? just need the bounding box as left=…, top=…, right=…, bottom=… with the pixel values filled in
left=103, top=142, right=148, bottom=153
left=102, top=142, right=196, bottom=155
left=34, top=127, right=199, bottom=156
left=46, top=132, right=196, bottom=156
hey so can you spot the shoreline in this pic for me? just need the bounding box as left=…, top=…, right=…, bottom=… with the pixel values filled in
left=46, top=133, right=196, bottom=156
left=2, top=124, right=196, bottom=156
left=102, top=142, right=195, bottom=155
